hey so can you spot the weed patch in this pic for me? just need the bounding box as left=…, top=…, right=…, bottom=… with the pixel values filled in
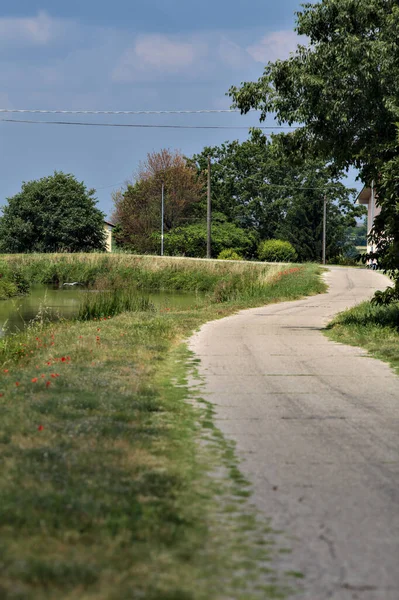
left=326, top=301, right=399, bottom=374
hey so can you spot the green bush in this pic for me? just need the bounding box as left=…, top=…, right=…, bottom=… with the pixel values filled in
left=217, top=249, right=243, bottom=261
left=158, top=220, right=257, bottom=259
left=258, top=240, right=297, bottom=263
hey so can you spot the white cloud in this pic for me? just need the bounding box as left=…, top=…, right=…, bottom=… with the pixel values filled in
left=113, top=34, right=207, bottom=82
left=0, top=11, right=56, bottom=46
left=218, top=38, right=252, bottom=70
left=247, top=30, right=304, bottom=63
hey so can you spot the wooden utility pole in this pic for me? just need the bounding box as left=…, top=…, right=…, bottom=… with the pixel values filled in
left=207, top=155, right=212, bottom=259
left=161, top=181, right=165, bottom=257
left=322, top=194, right=327, bottom=265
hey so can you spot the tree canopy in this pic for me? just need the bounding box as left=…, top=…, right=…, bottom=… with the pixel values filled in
left=229, top=0, right=399, bottom=295
left=192, top=132, right=362, bottom=262
left=113, top=149, right=204, bottom=253
left=0, top=172, right=106, bottom=253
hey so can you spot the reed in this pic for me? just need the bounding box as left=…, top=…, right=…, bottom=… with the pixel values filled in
left=77, top=288, right=154, bottom=321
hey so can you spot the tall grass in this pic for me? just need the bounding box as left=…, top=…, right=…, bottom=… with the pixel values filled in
left=77, top=288, right=154, bottom=320
left=326, top=301, right=399, bottom=375
left=0, top=254, right=324, bottom=302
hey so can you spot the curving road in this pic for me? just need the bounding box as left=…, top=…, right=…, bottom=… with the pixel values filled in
left=189, top=267, right=399, bottom=600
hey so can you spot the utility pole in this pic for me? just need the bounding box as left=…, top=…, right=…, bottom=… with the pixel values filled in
left=207, top=155, right=212, bottom=259
left=161, top=181, right=164, bottom=257
left=322, top=194, right=327, bottom=265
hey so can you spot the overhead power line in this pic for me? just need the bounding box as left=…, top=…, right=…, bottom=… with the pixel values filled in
left=0, top=118, right=295, bottom=130
left=0, top=108, right=258, bottom=116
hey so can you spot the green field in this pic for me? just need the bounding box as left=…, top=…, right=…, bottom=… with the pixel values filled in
left=0, top=255, right=325, bottom=599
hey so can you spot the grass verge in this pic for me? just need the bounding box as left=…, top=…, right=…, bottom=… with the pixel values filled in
left=0, top=258, right=325, bottom=599
left=325, top=300, right=399, bottom=374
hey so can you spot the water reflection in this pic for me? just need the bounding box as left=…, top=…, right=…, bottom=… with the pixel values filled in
left=0, top=286, right=202, bottom=337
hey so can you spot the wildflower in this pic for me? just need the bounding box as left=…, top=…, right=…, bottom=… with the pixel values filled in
left=47, top=361, right=52, bottom=366
left=38, top=425, right=44, bottom=431
left=46, top=381, right=51, bottom=388
left=31, top=378, right=38, bottom=383
left=0, top=393, right=4, bottom=397
left=51, top=374, right=57, bottom=379
left=15, top=382, right=20, bottom=387
left=4, top=369, right=9, bottom=374
left=61, top=357, right=66, bottom=362
left=41, top=374, right=45, bottom=378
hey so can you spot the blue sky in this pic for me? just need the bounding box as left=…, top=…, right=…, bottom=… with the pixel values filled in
left=0, top=1, right=361, bottom=219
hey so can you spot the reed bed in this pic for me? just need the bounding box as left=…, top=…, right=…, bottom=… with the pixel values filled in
left=77, top=289, right=154, bottom=321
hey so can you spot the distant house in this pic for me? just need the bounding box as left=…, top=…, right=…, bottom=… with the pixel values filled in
left=104, top=220, right=115, bottom=252
left=356, top=185, right=380, bottom=254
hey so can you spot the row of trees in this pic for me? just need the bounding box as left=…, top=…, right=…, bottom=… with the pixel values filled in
left=112, top=132, right=364, bottom=262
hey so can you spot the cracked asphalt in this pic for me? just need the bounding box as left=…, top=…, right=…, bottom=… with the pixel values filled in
left=189, top=267, right=399, bottom=600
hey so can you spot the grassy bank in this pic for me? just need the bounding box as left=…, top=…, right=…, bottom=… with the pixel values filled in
left=326, top=301, right=399, bottom=374
left=0, top=259, right=30, bottom=300
left=0, top=257, right=325, bottom=599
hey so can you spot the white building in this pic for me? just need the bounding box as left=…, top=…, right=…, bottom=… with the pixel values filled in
left=356, top=184, right=381, bottom=254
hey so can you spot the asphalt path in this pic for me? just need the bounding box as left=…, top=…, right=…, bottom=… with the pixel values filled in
left=189, top=267, right=399, bottom=600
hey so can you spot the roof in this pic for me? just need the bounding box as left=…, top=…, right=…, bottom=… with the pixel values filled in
left=356, top=186, right=372, bottom=205
left=104, top=220, right=116, bottom=227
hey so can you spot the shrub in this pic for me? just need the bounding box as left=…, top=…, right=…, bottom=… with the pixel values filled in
left=158, top=220, right=257, bottom=259
left=218, top=249, right=243, bottom=261
left=258, top=240, right=297, bottom=263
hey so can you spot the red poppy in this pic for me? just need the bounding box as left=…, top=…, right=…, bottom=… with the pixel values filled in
left=51, top=374, right=57, bottom=379
left=4, top=369, right=9, bottom=374
left=41, top=374, right=45, bottom=378
left=46, top=381, right=51, bottom=388
left=38, top=425, right=44, bottom=431
left=31, top=378, right=38, bottom=383
left=61, top=357, right=66, bottom=362
left=0, top=393, right=4, bottom=397
left=15, top=382, right=20, bottom=387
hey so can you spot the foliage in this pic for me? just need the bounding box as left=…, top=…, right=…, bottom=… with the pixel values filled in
left=77, top=289, right=154, bottom=320
left=0, top=172, right=106, bottom=253
left=113, top=149, right=204, bottom=253
left=158, top=217, right=258, bottom=259
left=229, top=0, right=399, bottom=298
left=369, top=128, right=399, bottom=304
left=347, top=221, right=368, bottom=248
left=218, top=249, right=243, bottom=261
left=192, top=132, right=362, bottom=261
left=258, top=240, right=297, bottom=263
left=0, top=260, right=30, bottom=300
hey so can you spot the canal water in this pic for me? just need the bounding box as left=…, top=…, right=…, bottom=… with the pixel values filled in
left=0, top=286, right=202, bottom=337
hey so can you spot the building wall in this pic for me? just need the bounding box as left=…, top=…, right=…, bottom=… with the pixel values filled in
left=104, top=225, right=113, bottom=252
left=366, top=195, right=381, bottom=254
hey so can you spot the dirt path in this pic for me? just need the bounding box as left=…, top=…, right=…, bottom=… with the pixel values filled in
left=189, top=267, right=399, bottom=600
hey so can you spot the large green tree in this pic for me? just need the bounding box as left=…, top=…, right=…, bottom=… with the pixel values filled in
left=193, top=132, right=361, bottom=261
left=229, top=0, right=399, bottom=296
left=0, top=172, right=106, bottom=253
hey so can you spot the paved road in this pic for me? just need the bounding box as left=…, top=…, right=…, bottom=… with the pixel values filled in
left=189, top=268, right=399, bottom=600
